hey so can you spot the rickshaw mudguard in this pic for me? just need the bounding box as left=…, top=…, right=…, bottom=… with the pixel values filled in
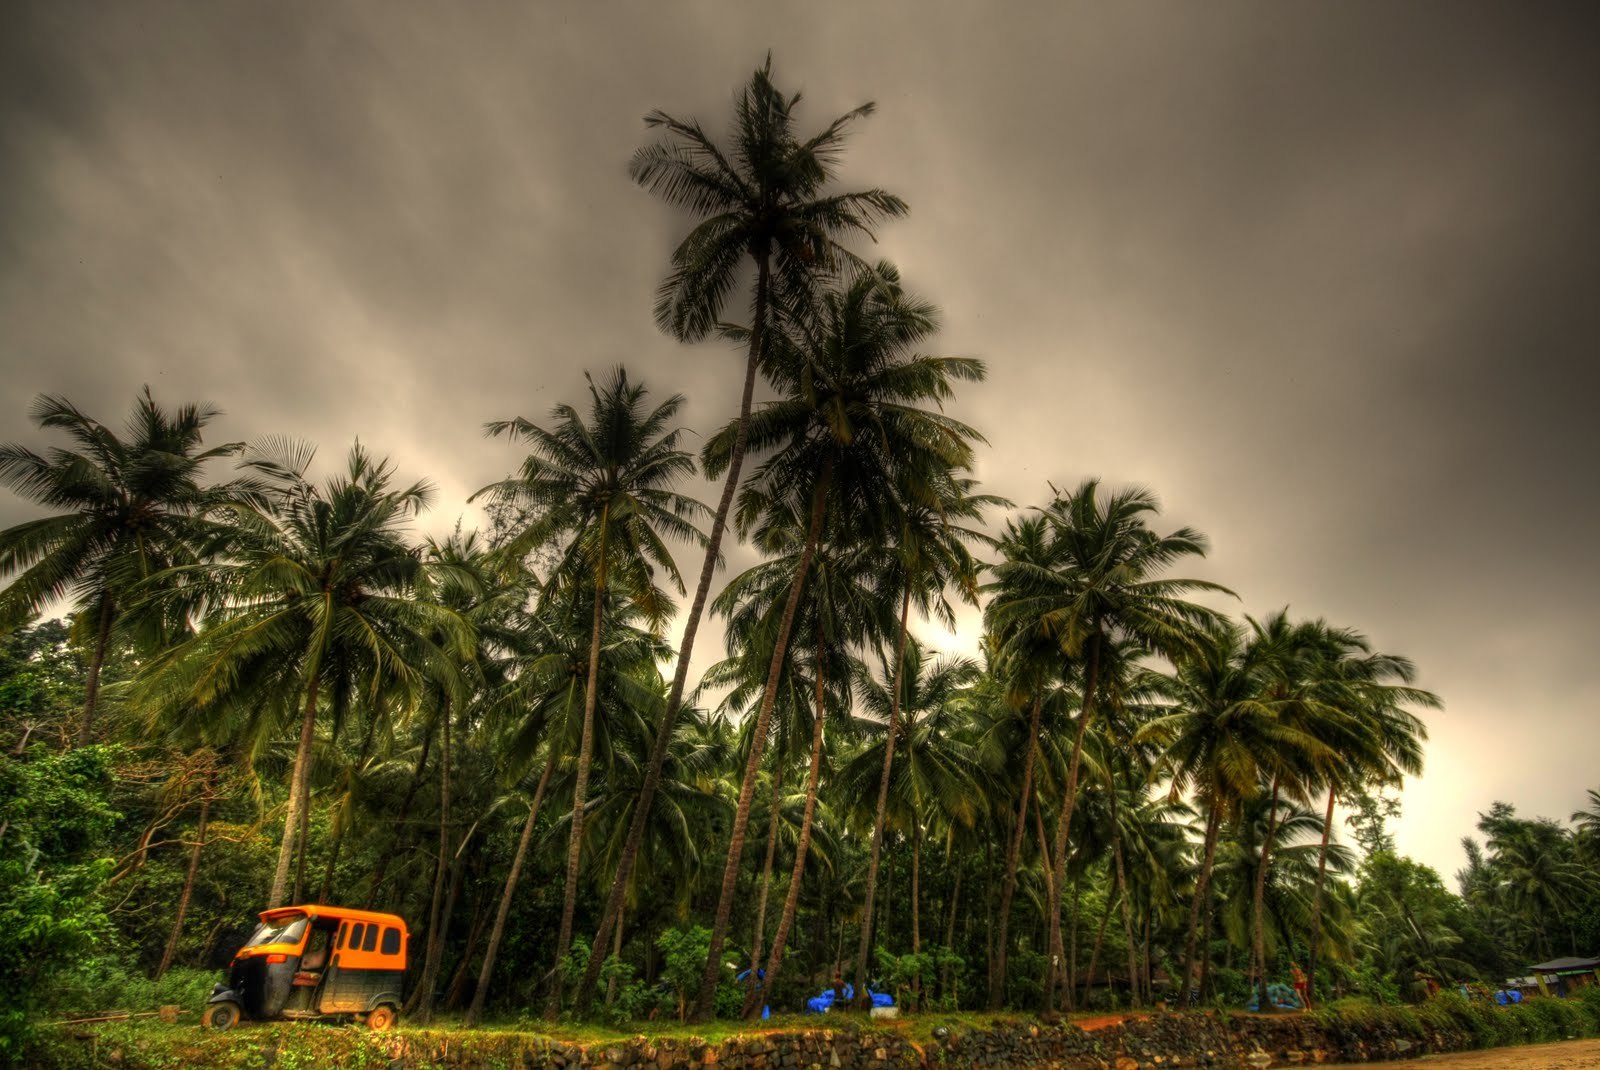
left=208, top=983, right=243, bottom=1006
left=365, top=991, right=402, bottom=1012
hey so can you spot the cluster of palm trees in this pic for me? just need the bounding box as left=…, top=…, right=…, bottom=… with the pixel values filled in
left=0, top=57, right=1487, bottom=1026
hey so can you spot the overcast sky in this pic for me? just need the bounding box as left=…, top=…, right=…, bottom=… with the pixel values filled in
left=3, top=1, right=1597, bottom=882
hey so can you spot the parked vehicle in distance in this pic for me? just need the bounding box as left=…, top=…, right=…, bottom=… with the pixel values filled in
left=202, top=904, right=408, bottom=1030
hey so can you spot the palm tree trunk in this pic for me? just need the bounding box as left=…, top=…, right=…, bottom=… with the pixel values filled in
left=445, top=884, right=491, bottom=1010
left=1198, top=883, right=1217, bottom=1001
left=1067, top=875, right=1081, bottom=1011
left=317, top=821, right=344, bottom=904
left=941, top=865, right=962, bottom=1000
left=547, top=565, right=608, bottom=1019
left=1046, top=633, right=1101, bottom=1009
left=851, top=585, right=913, bottom=1007
left=910, top=822, right=922, bottom=955
left=78, top=595, right=114, bottom=747
left=574, top=251, right=772, bottom=1016
left=988, top=693, right=1042, bottom=1009
left=744, top=637, right=829, bottom=1018
left=292, top=788, right=312, bottom=904
left=693, top=460, right=832, bottom=1022
left=155, top=789, right=210, bottom=980
left=365, top=723, right=434, bottom=909
left=1252, top=773, right=1283, bottom=1014
left=1107, top=787, right=1141, bottom=1008
left=1141, top=901, right=1153, bottom=1005
left=1081, top=895, right=1113, bottom=1009
left=1178, top=804, right=1222, bottom=1006
left=909, top=821, right=922, bottom=1011
left=413, top=845, right=465, bottom=1016
left=1031, top=800, right=1067, bottom=1007
left=268, top=673, right=320, bottom=908
left=466, top=755, right=555, bottom=1027
left=749, top=766, right=785, bottom=982
left=605, top=913, right=626, bottom=1006
left=1306, top=784, right=1336, bottom=1007
left=416, top=699, right=454, bottom=1024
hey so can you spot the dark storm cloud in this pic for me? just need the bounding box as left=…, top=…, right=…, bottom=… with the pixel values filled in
left=3, top=1, right=1597, bottom=878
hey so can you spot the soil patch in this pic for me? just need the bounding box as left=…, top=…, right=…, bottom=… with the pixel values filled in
left=1325, top=1037, right=1600, bottom=1069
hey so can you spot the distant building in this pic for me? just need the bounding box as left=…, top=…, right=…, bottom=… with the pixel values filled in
left=1528, top=956, right=1600, bottom=997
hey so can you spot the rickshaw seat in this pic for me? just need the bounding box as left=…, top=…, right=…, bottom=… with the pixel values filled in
left=292, top=970, right=322, bottom=987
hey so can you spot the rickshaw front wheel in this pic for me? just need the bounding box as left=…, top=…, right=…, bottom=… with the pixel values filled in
left=366, top=1004, right=396, bottom=1031
left=201, top=1001, right=241, bottom=1031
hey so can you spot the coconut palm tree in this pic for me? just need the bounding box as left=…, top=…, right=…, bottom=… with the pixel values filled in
left=1304, top=631, right=1435, bottom=999
left=981, top=514, right=1068, bottom=1008
left=722, top=521, right=887, bottom=1015
left=848, top=470, right=1000, bottom=1004
left=464, top=590, right=669, bottom=1026
left=575, top=58, right=907, bottom=1013
left=1237, top=613, right=1356, bottom=1013
left=409, top=530, right=526, bottom=1024
left=989, top=479, right=1227, bottom=1008
left=1573, top=790, right=1600, bottom=867
left=1139, top=622, right=1304, bottom=1005
left=838, top=640, right=982, bottom=991
left=137, top=441, right=469, bottom=908
left=478, top=366, right=706, bottom=1015
left=0, top=389, right=248, bottom=744
left=689, top=262, right=984, bottom=1021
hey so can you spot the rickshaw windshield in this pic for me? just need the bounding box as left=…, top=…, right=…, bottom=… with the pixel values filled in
left=244, top=913, right=308, bottom=948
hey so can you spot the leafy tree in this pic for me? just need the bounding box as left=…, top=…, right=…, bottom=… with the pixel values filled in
left=575, top=57, right=907, bottom=1014
left=480, top=366, right=706, bottom=1015
left=0, top=745, right=119, bottom=1057
left=0, top=390, right=247, bottom=744
left=690, top=262, right=983, bottom=1021
left=137, top=442, right=468, bottom=908
left=990, top=479, right=1226, bottom=1008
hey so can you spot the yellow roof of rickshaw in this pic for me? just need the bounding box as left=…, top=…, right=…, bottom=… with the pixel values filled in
left=260, top=904, right=409, bottom=934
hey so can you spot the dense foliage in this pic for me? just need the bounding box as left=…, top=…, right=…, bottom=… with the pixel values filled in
left=2, top=57, right=1596, bottom=1060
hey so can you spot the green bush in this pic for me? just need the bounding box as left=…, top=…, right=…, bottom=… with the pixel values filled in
left=0, top=745, right=121, bottom=1063
left=1575, top=986, right=1600, bottom=1031
left=44, top=959, right=223, bottom=1018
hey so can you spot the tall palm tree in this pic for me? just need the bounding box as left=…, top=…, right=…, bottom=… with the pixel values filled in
left=0, top=389, right=247, bottom=744
left=466, top=589, right=669, bottom=1026
left=839, top=640, right=982, bottom=988
left=1238, top=613, right=1355, bottom=1013
left=723, top=521, right=887, bottom=1015
left=409, top=530, right=524, bottom=1024
left=1573, top=790, right=1600, bottom=867
left=689, top=262, right=984, bottom=1021
left=1304, top=630, right=1435, bottom=999
left=989, top=479, right=1227, bottom=1007
left=849, top=470, right=999, bottom=1004
left=1139, top=622, right=1308, bottom=1005
left=138, top=441, right=469, bottom=908
left=574, top=58, right=907, bottom=1014
left=980, top=514, right=1065, bottom=1008
left=478, top=366, right=706, bottom=1015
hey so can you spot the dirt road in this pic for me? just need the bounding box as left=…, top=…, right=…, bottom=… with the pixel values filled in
left=1325, top=1038, right=1600, bottom=1069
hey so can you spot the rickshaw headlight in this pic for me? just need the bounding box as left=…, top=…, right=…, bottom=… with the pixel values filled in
left=266, top=954, right=287, bottom=964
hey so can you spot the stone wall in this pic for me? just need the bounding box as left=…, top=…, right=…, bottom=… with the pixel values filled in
left=50, top=1007, right=1570, bottom=1070
left=930, top=1012, right=1472, bottom=1068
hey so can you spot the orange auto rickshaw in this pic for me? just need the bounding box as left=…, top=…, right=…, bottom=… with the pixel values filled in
left=202, top=904, right=409, bottom=1030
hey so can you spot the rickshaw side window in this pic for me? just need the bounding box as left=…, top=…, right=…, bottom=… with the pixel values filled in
left=244, top=914, right=308, bottom=948
left=380, top=927, right=400, bottom=956
left=361, top=925, right=379, bottom=952
left=336, top=925, right=347, bottom=950
left=348, top=922, right=366, bottom=951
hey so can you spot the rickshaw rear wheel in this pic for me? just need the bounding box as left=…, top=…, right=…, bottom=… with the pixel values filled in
left=201, top=1001, right=241, bottom=1031
left=366, top=1004, right=396, bottom=1031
